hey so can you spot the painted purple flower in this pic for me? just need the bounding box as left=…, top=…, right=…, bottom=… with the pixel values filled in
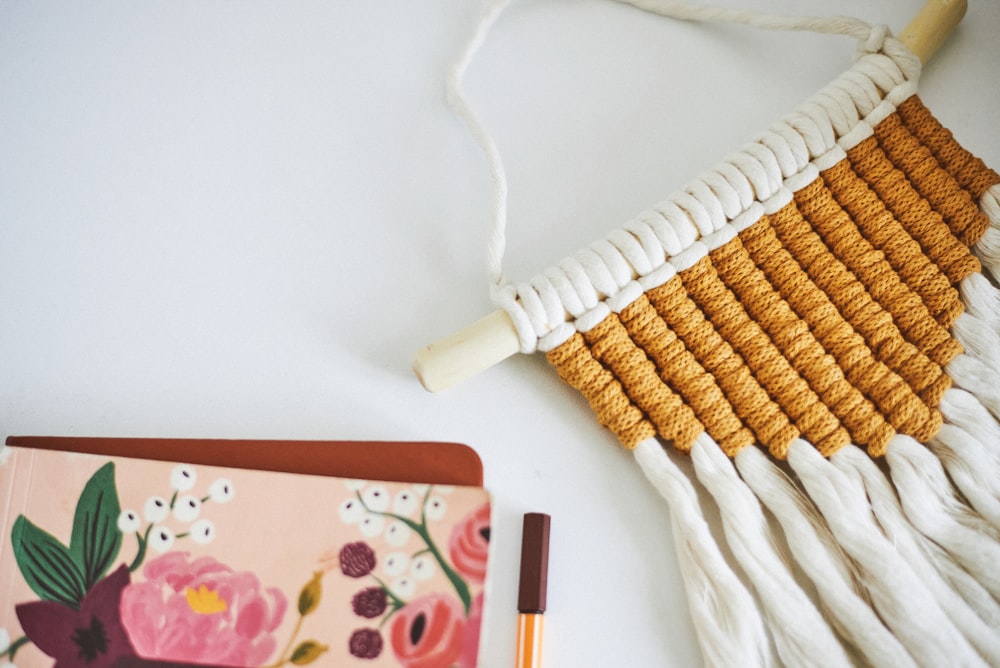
left=16, top=565, right=138, bottom=668
left=351, top=587, right=388, bottom=618
left=349, top=628, right=383, bottom=659
left=339, top=541, right=376, bottom=578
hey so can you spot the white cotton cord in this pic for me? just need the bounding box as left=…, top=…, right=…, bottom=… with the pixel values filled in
left=947, top=354, right=1000, bottom=420
left=690, top=435, right=851, bottom=668
left=832, top=445, right=1000, bottom=663
left=961, top=272, right=1000, bottom=334
left=734, top=446, right=917, bottom=668
left=951, top=312, right=1000, bottom=375
left=940, top=388, right=1000, bottom=455
left=885, top=434, right=1000, bottom=601
left=447, top=0, right=921, bottom=355
left=446, top=0, right=513, bottom=300
left=975, top=185, right=1000, bottom=282
left=633, top=438, right=776, bottom=668
left=974, top=226, right=1000, bottom=284
left=933, top=388, right=1000, bottom=528
left=785, top=439, right=983, bottom=667
left=617, top=0, right=871, bottom=46
left=929, top=424, right=1000, bottom=530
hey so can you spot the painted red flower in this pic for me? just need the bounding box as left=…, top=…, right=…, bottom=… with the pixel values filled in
left=119, top=552, right=287, bottom=667
left=389, top=594, right=465, bottom=668
left=448, top=503, right=491, bottom=584
left=458, top=591, right=485, bottom=668
left=16, top=565, right=138, bottom=668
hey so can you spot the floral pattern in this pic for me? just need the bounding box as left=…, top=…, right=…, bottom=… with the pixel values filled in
left=16, top=566, right=135, bottom=668
left=334, top=481, right=492, bottom=666
left=448, top=504, right=491, bottom=585
left=3, top=454, right=490, bottom=667
left=119, top=553, right=288, bottom=666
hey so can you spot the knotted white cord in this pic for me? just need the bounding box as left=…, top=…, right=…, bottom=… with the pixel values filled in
left=447, top=0, right=920, bottom=353
left=446, top=0, right=513, bottom=303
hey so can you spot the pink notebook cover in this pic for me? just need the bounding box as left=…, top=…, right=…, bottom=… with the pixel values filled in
left=0, top=441, right=491, bottom=668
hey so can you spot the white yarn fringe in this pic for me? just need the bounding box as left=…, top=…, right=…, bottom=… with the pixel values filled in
left=933, top=388, right=1000, bottom=528
left=690, top=434, right=851, bottom=667
left=734, top=447, right=916, bottom=668
left=785, top=439, right=982, bottom=667
left=832, top=445, right=1000, bottom=664
left=636, top=427, right=1000, bottom=666
left=975, top=185, right=1000, bottom=282
left=884, top=435, right=1000, bottom=601
left=941, top=387, right=1000, bottom=453
left=633, top=439, right=775, bottom=667
left=961, top=272, right=1000, bottom=334
left=947, top=354, right=1000, bottom=420
left=952, top=312, right=1000, bottom=374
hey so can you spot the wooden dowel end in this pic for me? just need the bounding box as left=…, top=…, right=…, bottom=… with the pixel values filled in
left=899, top=0, right=967, bottom=64
left=414, top=309, right=521, bottom=392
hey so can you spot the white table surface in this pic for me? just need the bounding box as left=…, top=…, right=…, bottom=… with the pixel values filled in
left=2, top=1, right=998, bottom=665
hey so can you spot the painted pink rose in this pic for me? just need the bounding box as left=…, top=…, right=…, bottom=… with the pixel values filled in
left=390, top=594, right=465, bottom=668
left=120, top=552, right=288, bottom=667
left=458, top=590, right=485, bottom=668
left=448, top=502, right=491, bottom=584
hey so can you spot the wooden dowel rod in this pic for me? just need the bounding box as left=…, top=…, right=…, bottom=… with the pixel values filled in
left=900, top=0, right=967, bottom=64
left=414, top=0, right=967, bottom=392
left=413, top=309, right=521, bottom=392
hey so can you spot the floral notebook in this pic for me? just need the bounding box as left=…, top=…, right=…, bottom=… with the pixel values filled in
left=0, top=438, right=492, bottom=668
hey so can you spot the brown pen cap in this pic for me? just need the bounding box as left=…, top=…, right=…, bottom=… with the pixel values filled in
left=517, top=512, right=551, bottom=614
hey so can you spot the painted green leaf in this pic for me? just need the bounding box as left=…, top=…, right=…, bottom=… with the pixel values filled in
left=69, top=462, right=122, bottom=591
left=11, top=515, right=86, bottom=609
left=298, top=571, right=323, bottom=616
left=290, top=641, right=329, bottom=665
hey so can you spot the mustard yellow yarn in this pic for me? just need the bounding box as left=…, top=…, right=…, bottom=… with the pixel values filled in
left=546, top=98, right=1000, bottom=458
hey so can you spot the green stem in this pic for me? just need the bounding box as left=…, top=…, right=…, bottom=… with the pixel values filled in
left=371, top=574, right=407, bottom=610
left=128, top=525, right=152, bottom=572
left=5, top=635, right=30, bottom=660
left=263, top=612, right=305, bottom=668
left=356, top=489, right=472, bottom=613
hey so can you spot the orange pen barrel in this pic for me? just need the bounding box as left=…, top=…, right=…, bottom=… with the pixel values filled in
left=516, top=613, right=544, bottom=668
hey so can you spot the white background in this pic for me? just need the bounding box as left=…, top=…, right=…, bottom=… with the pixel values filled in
left=2, top=1, right=998, bottom=665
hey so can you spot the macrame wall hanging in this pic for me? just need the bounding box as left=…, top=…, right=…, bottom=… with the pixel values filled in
left=417, top=0, right=1000, bottom=665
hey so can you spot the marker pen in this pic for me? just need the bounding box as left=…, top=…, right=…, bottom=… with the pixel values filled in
left=516, top=512, right=550, bottom=668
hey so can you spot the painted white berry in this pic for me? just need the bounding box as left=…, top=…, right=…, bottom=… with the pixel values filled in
left=144, top=496, right=169, bottom=523
left=358, top=514, right=385, bottom=538
left=338, top=497, right=366, bottom=524
left=170, top=464, right=197, bottom=492
left=393, top=490, right=419, bottom=516
left=411, top=554, right=436, bottom=581
left=392, top=576, right=416, bottom=599
left=384, top=520, right=411, bottom=547
left=362, top=484, right=390, bottom=513
left=424, top=496, right=447, bottom=521
left=190, top=519, right=216, bottom=545
left=117, top=510, right=141, bottom=534
left=383, top=552, right=410, bottom=577
left=173, top=495, right=201, bottom=523
left=208, top=478, right=235, bottom=504
left=149, top=526, right=176, bottom=553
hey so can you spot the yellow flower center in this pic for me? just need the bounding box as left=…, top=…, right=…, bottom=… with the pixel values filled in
left=185, top=584, right=228, bottom=615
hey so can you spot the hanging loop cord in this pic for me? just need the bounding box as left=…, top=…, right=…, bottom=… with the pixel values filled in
left=446, top=0, right=514, bottom=305
left=445, top=0, right=901, bottom=337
